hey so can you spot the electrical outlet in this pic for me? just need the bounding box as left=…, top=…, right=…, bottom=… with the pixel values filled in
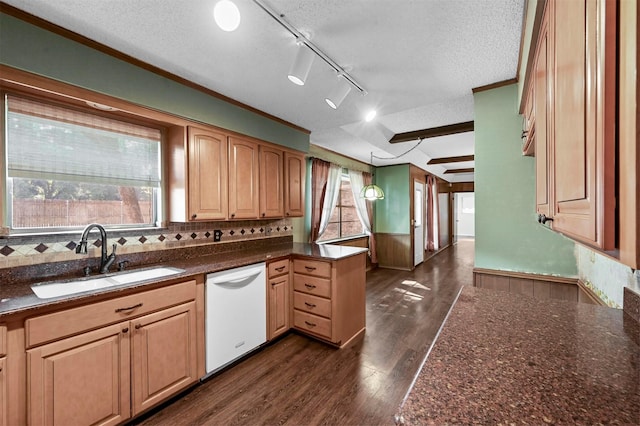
left=213, top=230, right=222, bottom=242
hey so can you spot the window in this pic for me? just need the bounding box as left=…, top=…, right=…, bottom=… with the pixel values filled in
left=4, top=94, right=162, bottom=232
left=318, top=174, right=365, bottom=242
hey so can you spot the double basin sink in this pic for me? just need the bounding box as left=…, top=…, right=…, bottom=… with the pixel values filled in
left=31, top=266, right=185, bottom=299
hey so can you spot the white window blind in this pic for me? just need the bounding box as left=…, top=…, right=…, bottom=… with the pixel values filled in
left=6, top=95, right=161, bottom=187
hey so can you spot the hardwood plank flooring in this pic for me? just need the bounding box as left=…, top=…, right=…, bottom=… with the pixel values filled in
left=131, top=240, right=474, bottom=426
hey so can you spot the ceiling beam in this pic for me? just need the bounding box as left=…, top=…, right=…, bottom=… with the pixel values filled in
left=444, top=168, right=474, bottom=174
left=389, top=121, right=474, bottom=144
left=427, top=155, right=475, bottom=165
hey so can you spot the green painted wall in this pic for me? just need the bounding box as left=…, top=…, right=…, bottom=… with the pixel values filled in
left=0, top=13, right=309, bottom=152
left=474, top=84, right=576, bottom=276
left=374, top=164, right=410, bottom=234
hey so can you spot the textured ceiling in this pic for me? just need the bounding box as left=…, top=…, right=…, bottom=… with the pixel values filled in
left=3, top=0, right=525, bottom=182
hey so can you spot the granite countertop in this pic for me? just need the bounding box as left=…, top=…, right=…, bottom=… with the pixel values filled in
left=0, top=242, right=367, bottom=318
left=397, top=285, right=640, bottom=425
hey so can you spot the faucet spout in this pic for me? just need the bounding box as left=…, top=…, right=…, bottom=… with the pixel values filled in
left=76, top=223, right=114, bottom=274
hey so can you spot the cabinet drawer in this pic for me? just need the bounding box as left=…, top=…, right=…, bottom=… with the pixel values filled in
left=293, top=310, right=331, bottom=340
left=0, top=323, right=5, bottom=356
left=293, top=292, right=331, bottom=318
left=293, top=259, right=331, bottom=278
left=293, top=274, right=331, bottom=298
left=267, top=259, right=289, bottom=277
left=26, top=280, right=197, bottom=348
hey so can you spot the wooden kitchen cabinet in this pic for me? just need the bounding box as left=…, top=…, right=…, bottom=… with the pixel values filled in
left=259, top=146, right=284, bottom=218
left=267, top=259, right=290, bottom=340
left=522, top=84, right=535, bottom=156
left=527, top=0, right=616, bottom=250
left=26, top=280, right=198, bottom=425
left=0, top=324, right=6, bottom=426
left=291, top=253, right=366, bottom=347
left=534, top=3, right=552, bottom=219
left=284, top=152, right=305, bottom=217
left=131, top=301, right=197, bottom=415
left=27, top=322, right=131, bottom=426
left=228, top=136, right=260, bottom=219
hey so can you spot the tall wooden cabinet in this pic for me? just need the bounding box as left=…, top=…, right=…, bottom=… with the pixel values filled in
left=187, top=127, right=229, bottom=221
left=284, top=152, right=305, bottom=217
left=0, top=324, right=6, bottom=426
left=260, top=146, right=284, bottom=218
left=228, top=136, right=260, bottom=219
left=530, top=0, right=616, bottom=251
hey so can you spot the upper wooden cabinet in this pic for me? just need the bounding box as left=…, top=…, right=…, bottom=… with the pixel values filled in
left=170, top=126, right=305, bottom=222
left=228, top=136, right=260, bottom=220
left=529, top=0, right=616, bottom=251
left=284, top=152, right=305, bottom=217
left=259, top=146, right=284, bottom=218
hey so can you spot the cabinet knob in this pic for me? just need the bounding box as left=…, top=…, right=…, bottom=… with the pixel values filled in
left=135, top=324, right=142, bottom=330
left=231, top=213, right=236, bottom=218
left=122, top=327, right=129, bottom=333
left=538, top=214, right=554, bottom=224
left=261, top=212, right=266, bottom=217
left=286, top=212, right=290, bottom=216
left=521, top=130, right=529, bottom=139
left=191, top=213, right=197, bottom=220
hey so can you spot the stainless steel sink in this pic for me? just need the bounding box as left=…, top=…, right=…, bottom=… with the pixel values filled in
left=31, top=266, right=185, bottom=299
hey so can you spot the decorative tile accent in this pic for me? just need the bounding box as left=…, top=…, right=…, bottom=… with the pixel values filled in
left=0, top=218, right=293, bottom=269
left=0, top=246, right=15, bottom=256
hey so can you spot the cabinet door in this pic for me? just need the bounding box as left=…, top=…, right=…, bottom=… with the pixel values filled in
left=228, top=137, right=260, bottom=219
left=0, top=357, right=5, bottom=426
left=535, top=4, right=552, bottom=218
left=259, top=146, right=284, bottom=218
left=188, top=127, right=228, bottom=221
left=131, top=302, right=197, bottom=416
left=27, top=322, right=131, bottom=426
left=551, top=0, right=616, bottom=249
left=284, top=152, right=305, bottom=217
left=268, top=275, right=290, bottom=340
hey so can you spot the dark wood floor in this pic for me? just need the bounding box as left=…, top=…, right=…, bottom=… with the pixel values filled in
left=133, top=240, right=474, bottom=426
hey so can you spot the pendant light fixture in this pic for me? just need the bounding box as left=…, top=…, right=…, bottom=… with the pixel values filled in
left=325, top=74, right=352, bottom=109
left=360, top=152, right=385, bottom=201
left=288, top=41, right=315, bottom=86
left=213, top=0, right=241, bottom=32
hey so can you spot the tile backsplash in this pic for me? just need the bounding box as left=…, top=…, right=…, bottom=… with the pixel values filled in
left=0, top=219, right=292, bottom=269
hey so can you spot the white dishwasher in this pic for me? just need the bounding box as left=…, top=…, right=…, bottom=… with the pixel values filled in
left=205, top=262, right=266, bottom=376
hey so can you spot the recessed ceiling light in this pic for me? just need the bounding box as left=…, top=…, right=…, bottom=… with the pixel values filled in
left=214, top=0, right=241, bottom=32
left=365, top=110, right=377, bottom=122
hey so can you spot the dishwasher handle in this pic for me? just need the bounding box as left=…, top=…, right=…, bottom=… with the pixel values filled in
left=208, top=265, right=264, bottom=285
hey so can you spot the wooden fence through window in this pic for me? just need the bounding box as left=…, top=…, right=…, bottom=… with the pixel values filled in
left=13, top=200, right=152, bottom=228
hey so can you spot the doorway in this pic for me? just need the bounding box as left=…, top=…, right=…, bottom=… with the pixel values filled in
left=414, top=180, right=425, bottom=266
left=454, top=192, right=475, bottom=241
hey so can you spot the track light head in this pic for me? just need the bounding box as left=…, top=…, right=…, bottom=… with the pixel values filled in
left=325, top=75, right=352, bottom=109
left=288, top=42, right=315, bottom=86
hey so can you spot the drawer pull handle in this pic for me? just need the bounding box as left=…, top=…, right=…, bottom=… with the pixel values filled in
left=304, top=283, right=316, bottom=289
left=304, top=302, right=316, bottom=308
left=115, top=303, right=143, bottom=313
left=305, top=266, right=317, bottom=271
left=275, top=266, right=286, bottom=272
left=304, top=320, right=316, bottom=327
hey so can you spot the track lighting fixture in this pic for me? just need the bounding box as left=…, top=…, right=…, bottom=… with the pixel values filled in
left=288, top=42, right=315, bottom=86
left=325, top=75, right=352, bottom=109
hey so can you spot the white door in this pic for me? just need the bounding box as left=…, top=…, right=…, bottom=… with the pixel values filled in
left=414, top=181, right=425, bottom=266
left=454, top=192, right=475, bottom=240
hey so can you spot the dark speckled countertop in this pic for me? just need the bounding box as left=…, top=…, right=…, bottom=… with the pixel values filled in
left=0, top=242, right=367, bottom=318
left=397, top=285, right=640, bottom=425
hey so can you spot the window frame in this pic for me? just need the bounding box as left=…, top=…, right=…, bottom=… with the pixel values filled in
left=2, top=89, right=166, bottom=235
left=317, top=173, right=367, bottom=243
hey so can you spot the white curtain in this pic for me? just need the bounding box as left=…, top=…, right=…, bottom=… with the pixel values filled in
left=348, top=170, right=372, bottom=235
left=316, top=163, right=342, bottom=240
left=431, top=178, right=440, bottom=251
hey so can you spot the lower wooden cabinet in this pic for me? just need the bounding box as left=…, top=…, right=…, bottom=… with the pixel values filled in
left=0, top=356, right=6, bottom=426
left=27, top=322, right=131, bottom=426
left=25, top=281, right=198, bottom=425
left=267, top=259, right=290, bottom=340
